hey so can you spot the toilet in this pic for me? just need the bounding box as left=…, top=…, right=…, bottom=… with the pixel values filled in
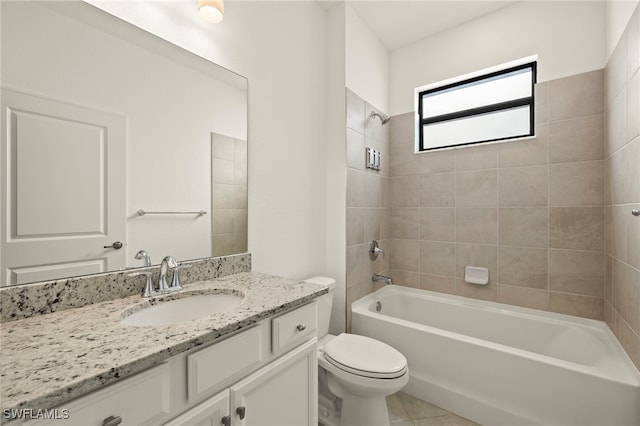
left=305, top=276, right=409, bottom=426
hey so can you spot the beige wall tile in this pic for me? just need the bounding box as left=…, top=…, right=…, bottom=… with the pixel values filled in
left=535, top=81, right=549, bottom=124
left=455, top=144, right=497, bottom=171
left=549, top=161, right=604, bottom=206
left=415, top=149, right=456, bottom=174
left=499, top=208, right=548, bottom=248
left=549, top=115, right=604, bottom=163
left=549, top=292, right=603, bottom=320
left=420, top=208, right=455, bottom=242
left=390, top=239, right=420, bottom=272
left=346, top=208, right=363, bottom=247
left=609, top=137, right=640, bottom=204
left=549, top=249, right=604, bottom=297
left=455, top=243, right=497, bottom=282
left=456, top=208, right=497, bottom=244
left=363, top=172, right=383, bottom=207
left=390, top=269, right=420, bottom=288
left=213, top=184, right=247, bottom=209
left=347, top=168, right=364, bottom=207
left=389, top=113, right=417, bottom=177
left=419, top=241, right=455, bottom=276
left=612, top=259, right=640, bottom=333
left=346, top=88, right=365, bottom=133
left=498, top=166, right=548, bottom=207
left=611, top=204, right=632, bottom=263
left=613, top=311, right=640, bottom=371
left=628, top=70, right=639, bottom=141
left=346, top=244, right=367, bottom=286
left=498, top=246, right=548, bottom=289
left=363, top=208, right=381, bottom=243
left=390, top=175, right=419, bottom=207
left=606, top=90, right=628, bottom=156
left=497, top=127, right=548, bottom=167
left=420, top=273, right=455, bottom=294
left=628, top=6, right=640, bottom=79
left=606, top=33, right=628, bottom=109
left=549, top=69, right=604, bottom=121
left=455, top=278, right=497, bottom=301
left=629, top=203, right=640, bottom=270
left=549, top=207, right=603, bottom=251
left=497, top=284, right=550, bottom=311
left=419, top=173, right=455, bottom=207
left=347, top=128, right=365, bottom=171
left=605, top=254, right=613, bottom=302
left=390, top=208, right=419, bottom=240
left=456, top=170, right=497, bottom=207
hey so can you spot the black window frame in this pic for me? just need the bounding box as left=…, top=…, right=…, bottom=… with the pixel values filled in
left=417, top=61, right=537, bottom=152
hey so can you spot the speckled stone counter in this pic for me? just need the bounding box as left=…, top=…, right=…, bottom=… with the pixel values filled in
left=0, top=272, right=327, bottom=418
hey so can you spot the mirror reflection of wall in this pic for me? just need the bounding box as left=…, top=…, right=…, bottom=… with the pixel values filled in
left=211, top=134, right=248, bottom=257
left=0, top=1, right=248, bottom=286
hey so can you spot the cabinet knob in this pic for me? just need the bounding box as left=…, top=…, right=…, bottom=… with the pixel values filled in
left=102, top=416, right=123, bottom=426
left=221, top=415, right=231, bottom=426
left=296, top=324, right=306, bottom=332
left=236, top=406, right=246, bottom=419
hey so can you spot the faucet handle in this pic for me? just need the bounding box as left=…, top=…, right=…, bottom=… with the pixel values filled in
left=129, top=271, right=156, bottom=297
left=169, top=264, right=192, bottom=291
left=369, top=240, right=384, bottom=260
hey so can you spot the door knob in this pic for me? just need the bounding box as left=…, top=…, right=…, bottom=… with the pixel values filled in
left=104, top=241, right=123, bottom=250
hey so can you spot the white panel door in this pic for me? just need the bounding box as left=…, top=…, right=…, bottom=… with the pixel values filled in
left=1, top=89, right=126, bottom=285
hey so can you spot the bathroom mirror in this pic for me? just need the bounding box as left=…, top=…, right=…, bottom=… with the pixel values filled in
left=0, top=1, right=248, bottom=286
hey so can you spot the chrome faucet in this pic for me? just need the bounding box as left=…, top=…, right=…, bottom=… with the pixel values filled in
left=372, top=274, right=393, bottom=285
left=158, top=256, right=178, bottom=292
left=134, top=250, right=151, bottom=267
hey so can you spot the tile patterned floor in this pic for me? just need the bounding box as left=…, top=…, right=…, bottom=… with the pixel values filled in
left=387, top=392, right=481, bottom=426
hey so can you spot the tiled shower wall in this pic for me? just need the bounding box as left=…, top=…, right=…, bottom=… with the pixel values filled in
left=604, top=4, right=640, bottom=370
left=212, top=133, right=248, bottom=257
left=387, top=69, right=606, bottom=320
left=345, top=89, right=390, bottom=329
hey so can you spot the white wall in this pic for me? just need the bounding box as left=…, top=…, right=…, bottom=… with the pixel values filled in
left=607, top=0, right=640, bottom=58
left=325, top=3, right=347, bottom=334
left=345, top=4, right=390, bottom=113
left=390, top=1, right=607, bottom=115
left=87, top=1, right=331, bottom=279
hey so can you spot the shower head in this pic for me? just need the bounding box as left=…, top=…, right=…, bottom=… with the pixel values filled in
left=370, top=110, right=390, bottom=125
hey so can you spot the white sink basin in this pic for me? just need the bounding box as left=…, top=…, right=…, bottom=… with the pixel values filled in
left=120, top=294, right=243, bottom=327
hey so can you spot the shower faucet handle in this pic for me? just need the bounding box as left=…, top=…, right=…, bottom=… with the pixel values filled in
left=369, top=240, right=384, bottom=260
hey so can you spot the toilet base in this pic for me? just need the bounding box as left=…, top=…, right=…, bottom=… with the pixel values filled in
left=340, top=394, right=390, bottom=426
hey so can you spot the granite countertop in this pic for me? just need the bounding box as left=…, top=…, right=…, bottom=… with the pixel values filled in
left=0, top=272, right=327, bottom=416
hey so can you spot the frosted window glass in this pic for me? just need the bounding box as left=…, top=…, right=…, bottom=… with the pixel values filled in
left=422, top=68, right=532, bottom=119
left=422, top=106, right=531, bottom=150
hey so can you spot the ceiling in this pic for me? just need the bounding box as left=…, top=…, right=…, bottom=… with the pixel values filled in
left=346, top=1, right=520, bottom=50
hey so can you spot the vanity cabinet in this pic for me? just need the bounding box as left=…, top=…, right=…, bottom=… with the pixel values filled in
left=167, top=339, right=316, bottom=426
left=18, top=302, right=317, bottom=426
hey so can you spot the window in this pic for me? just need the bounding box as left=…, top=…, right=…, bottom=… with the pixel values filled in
left=416, top=58, right=537, bottom=151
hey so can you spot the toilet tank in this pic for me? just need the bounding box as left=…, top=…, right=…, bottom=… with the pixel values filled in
left=304, top=276, right=335, bottom=338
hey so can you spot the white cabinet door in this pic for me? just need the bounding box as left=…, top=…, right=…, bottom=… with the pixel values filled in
left=229, top=339, right=317, bottom=426
left=164, top=390, right=230, bottom=426
left=0, top=89, right=126, bottom=285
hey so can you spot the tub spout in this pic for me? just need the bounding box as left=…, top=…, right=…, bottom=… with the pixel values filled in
left=372, top=274, right=393, bottom=285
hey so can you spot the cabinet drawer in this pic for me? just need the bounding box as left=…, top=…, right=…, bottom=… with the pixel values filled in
left=187, top=325, right=263, bottom=402
left=25, top=364, right=170, bottom=426
left=271, top=302, right=316, bottom=355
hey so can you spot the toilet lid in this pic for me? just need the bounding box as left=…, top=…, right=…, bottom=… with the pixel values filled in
left=323, top=333, right=407, bottom=379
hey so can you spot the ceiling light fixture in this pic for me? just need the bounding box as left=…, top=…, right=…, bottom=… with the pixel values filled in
left=198, top=0, right=224, bottom=23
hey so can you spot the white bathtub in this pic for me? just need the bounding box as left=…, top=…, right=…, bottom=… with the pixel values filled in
left=351, top=286, right=640, bottom=426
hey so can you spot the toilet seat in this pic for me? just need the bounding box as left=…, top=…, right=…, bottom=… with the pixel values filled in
left=323, top=333, right=407, bottom=379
